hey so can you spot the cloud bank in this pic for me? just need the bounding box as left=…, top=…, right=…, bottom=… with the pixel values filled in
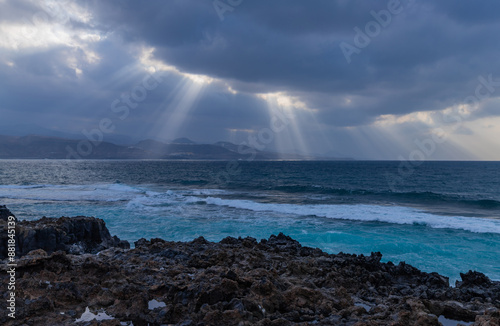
left=1, top=0, right=499, bottom=159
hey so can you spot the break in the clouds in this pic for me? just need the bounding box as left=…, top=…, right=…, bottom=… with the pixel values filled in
left=1, top=0, right=500, bottom=159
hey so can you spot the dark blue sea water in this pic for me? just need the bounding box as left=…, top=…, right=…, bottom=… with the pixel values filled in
left=1, top=160, right=499, bottom=283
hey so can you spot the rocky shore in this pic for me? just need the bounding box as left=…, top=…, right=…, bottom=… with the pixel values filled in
left=0, top=205, right=129, bottom=260
left=1, top=207, right=499, bottom=325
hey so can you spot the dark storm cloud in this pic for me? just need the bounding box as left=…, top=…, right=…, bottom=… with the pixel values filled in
left=1, top=0, right=500, bottom=158
left=85, top=0, right=500, bottom=126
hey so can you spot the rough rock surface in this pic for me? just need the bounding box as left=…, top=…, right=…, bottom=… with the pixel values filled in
left=0, top=205, right=16, bottom=222
left=0, top=214, right=130, bottom=260
left=1, top=229, right=499, bottom=325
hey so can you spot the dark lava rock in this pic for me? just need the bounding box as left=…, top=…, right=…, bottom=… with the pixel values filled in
left=458, top=270, right=492, bottom=287
left=455, top=270, right=500, bottom=304
left=0, top=219, right=498, bottom=325
left=0, top=205, right=16, bottom=222
left=0, top=207, right=129, bottom=260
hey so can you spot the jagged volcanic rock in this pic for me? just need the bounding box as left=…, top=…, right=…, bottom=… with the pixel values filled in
left=1, top=228, right=498, bottom=325
left=0, top=205, right=16, bottom=222
left=0, top=210, right=129, bottom=260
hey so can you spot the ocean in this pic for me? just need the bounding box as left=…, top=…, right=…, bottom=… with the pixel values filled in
left=1, top=160, right=499, bottom=283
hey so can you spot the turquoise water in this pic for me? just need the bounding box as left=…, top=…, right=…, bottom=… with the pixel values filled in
left=0, top=160, right=499, bottom=284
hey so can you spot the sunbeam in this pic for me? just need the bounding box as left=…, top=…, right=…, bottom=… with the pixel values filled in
left=136, top=47, right=215, bottom=142
left=151, top=77, right=208, bottom=142
left=257, top=92, right=311, bottom=156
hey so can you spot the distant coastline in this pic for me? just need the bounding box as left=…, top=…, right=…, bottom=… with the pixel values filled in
left=0, top=135, right=352, bottom=161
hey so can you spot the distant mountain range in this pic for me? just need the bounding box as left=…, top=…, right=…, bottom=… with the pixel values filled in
left=0, top=135, right=351, bottom=160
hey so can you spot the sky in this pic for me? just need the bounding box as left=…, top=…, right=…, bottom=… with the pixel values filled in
left=0, top=0, right=500, bottom=160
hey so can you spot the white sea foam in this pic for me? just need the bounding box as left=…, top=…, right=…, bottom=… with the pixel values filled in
left=0, top=184, right=144, bottom=202
left=202, top=197, right=500, bottom=234
left=125, top=189, right=224, bottom=211
left=3, top=184, right=499, bottom=234
left=190, top=189, right=228, bottom=196
left=126, top=190, right=177, bottom=211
